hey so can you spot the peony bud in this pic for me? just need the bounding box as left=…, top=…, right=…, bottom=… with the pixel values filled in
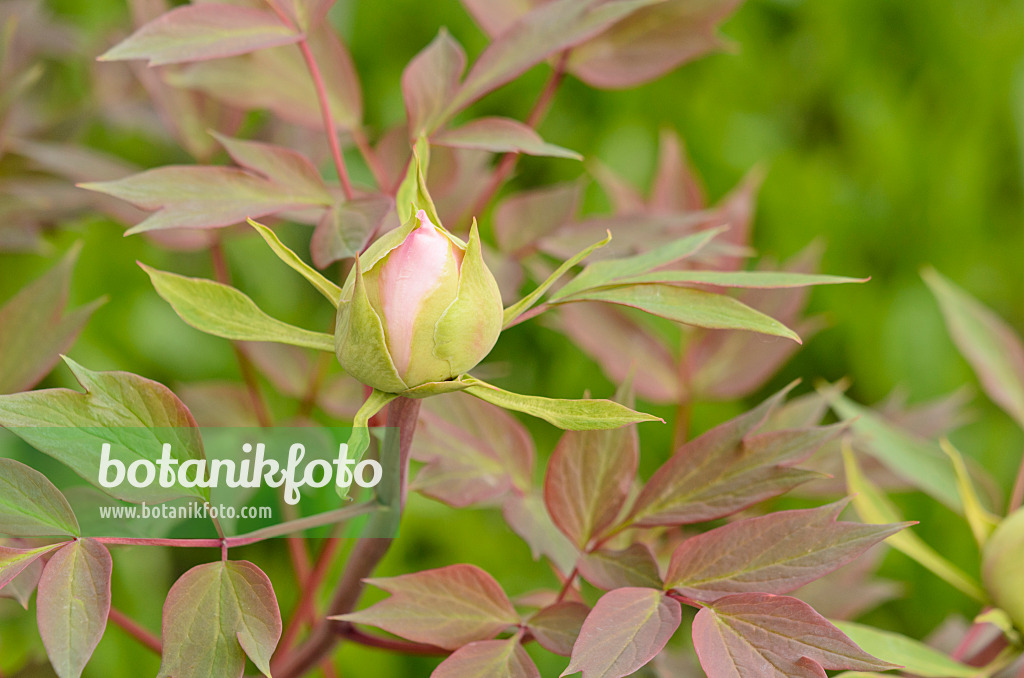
left=983, top=506, right=1024, bottom=631
left=335, top=209, right=503, bottom=393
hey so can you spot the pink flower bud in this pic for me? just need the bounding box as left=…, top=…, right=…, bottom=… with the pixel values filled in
left=377, top=210, right=462, bottom=379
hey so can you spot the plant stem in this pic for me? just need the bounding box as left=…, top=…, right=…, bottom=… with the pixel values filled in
left=109, top=606, right=162, bottom=655
left=274, top=397, right=421, bottom=678
left=336, top=625, right=448, bottom=656
left=297, top=39, right=354, bottom=200
left=459, top=52, right=569, bottom=227
left=279, top=534, right=343, bottom=655
left=555, top=566, right=578, bottom=603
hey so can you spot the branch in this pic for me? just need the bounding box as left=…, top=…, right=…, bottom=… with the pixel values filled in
left=109, top=606, right=161, bottom=655
left=337, top=624, right=448, bottom=656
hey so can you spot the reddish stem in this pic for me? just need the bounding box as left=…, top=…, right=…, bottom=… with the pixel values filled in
left=109, top=606, right=162, bottom=655
left=297, top=39, right=354, bottom=200
left=279, top=536, right=343, bottom=655
left=555, top=566, right=578, bottom=603
left=337, top=625, right=448, bottom=656
left=1009, top=449, right=1024, bottom=514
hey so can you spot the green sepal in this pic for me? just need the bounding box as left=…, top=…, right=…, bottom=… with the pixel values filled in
left=434, top=219, right=504, bottom=375
left=461, top=376, right=663, bottom=430
left=341, top=389, right=399, bottom=498
left=395, top=137, right=440, bottom=226
left=335, top=258, right=408, bottom=394
left=400, top=375, right=474, bottom=398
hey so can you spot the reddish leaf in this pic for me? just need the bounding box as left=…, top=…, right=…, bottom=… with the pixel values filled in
left=527, top=602, right=589, bottom=656
left=311, top=195, right=395, bottom=267
left=0, top=548, right=46, bottom=609
left=334, top=564, right=519, bottom=650
left=0, top=543, right=60, bottom=592
left=692, top=594, right=897, bottom=678
left=494, top=181, right=581, bottom=253
left=664, top=502, right=909, bottom=601
left=924, top=267, right=1024, bottom=429
left=627, top=387, right=835, bottom=526
left=544, top=416, right=638, bottom=548
left=159, top=560, right=281, bottom=678
left=459, top=0, right=531, bottom=36
left=443, top=0, right=661, bottom=123
left=503, top=492, right=578, bottom=575
left=403, top=28, right=466, bottom=138
left=99, top=4, right=301, bottom=66
left=213, top=132, right=330, bottom=202
left=568, top=0, right=744, bottom=88
left=434, top=117, right=581, bottom=159
left=794, top=545, right=902, bottom=621
left=432, top=638, right=540, bottom=678
left=0, top=245, right=103, bottom=394
left=81, top=165, right=331, bottom=235
left=650, top=130, right=705, bottom=213
left=564, top=587, right=681, bottom=678
left=577, top=544, right=663, bottom=591
left=36, top=539, right=112, bottom=678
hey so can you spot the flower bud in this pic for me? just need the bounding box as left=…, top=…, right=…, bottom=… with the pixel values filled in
left=334, top=210, right=503, bottom=393
left=982, top=506, right=1024, bottom=631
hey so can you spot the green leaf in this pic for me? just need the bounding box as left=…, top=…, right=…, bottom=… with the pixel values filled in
left=344, top=389, right=398, bottom=490
left=841, top=444, right=987, bottom=602
left=98, top=4, right=301, bottom=66
left=0, top=357, right=207, bottom=504
left=940, top=438, right=999, bottom=546
left=503, top=231, right=611, bottom=328
left=159, top=560, right=281, bottom=678
left=924, top=267, right=1024, bottom=429
left=433, top=638, right=541, bottom=678
left=0, top=458, right=80, bottom=537
left=395, top=137, right=438, bottom=226
left=462, top=377, right=662, bottom=430
left=0, top=244, right=104, bottom=394
left=550, top=227, right=723, bottom=301
left=604, top=270, right=868, bottom=289
left=557, top=284, right=802, bottom=342
left=828, top=391, right=962, bottom=512
left=831, top=621, right=978, bottom=678
left=248, top=219, right=342, bottom=306
left=36, top=539, right=112, bottom=678
left=141, top=264, right=335, bottom=352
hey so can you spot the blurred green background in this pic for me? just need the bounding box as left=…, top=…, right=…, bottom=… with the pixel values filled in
left=3, top=0, right=1024, bottom=675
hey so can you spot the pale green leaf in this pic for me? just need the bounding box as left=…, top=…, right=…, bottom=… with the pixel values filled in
left=248, top=219, right=342, bottom=306
left=0, top=459, right=79, bottom=537
left=831, top=621, right=978, bottom=678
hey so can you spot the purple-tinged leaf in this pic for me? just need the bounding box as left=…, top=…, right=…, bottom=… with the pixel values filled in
left=414, top=392, right=535, bottom=507
left=923, top=267, right=1024, bottom=429
left=459, top=0, right=532, bottom=37
left=442, top=0, right=662, bottom=125
left=793, top=544, right=901, bottom=621
left=333, top=564, right=519, bottom=650
left=692, top=593, right=897, bottom=678
left=557, top=284, right=802, bottom=342
left=434, top=117, right=581, bottom=159
left=0, top=459, right=80, bottom=538
left=564, top=587, right=681, bottom=678
left=311, top=195, right=395, bottom=267
left=432, top=638, right=540, bottom=678
left=0, top=545, right=46, bottom=608
left=578, top=544, right=663, bottom=591
left=554, top=304, right=679, bottom=403
left=664, top=502, right=909, bottom=600
left=80, top=165, right=331, bottom=235
left=166, top=22, right=362, bottom=130
left=494, top=181, right=582, bottom=253
left=626, top=386, right=836, bottom=526
left=544, top=416, right=638, bottom=548
left=527, top=602, right=589, bottom=656
left=503, top=492, right=578, bottom=575
left=568, top=0, right=743, bottom=88
left=212, top=132, right=330, bottom=202
left=141, top=264, right=336, bottom=352
left=403, top=29, right=466, bottom=138
left=650, top=130, right=705, bottom=213
left=0, top=357, right=206, bottom=504
left=159, top=560, right=281, bottom=678
left=0, top=246, right=104, bottom=394
left=99, top=4, right=301, bottom=66
left=0, top=543, right=61, bottom=592
left=267, top=0, right=334, bottom=31
left=36, top=539, right=112, bottom=678
left=590, top=161, right=648, bottom=214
